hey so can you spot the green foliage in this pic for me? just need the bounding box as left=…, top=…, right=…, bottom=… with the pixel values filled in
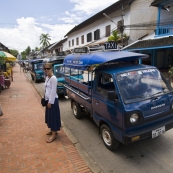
left=21, top=46, right=32, bottom=59
left=168, top=67, right=173, bottom=80
left=40, top=33, right=51, bottom=49
left=0, top=55, right=6, bottom=65
left=9, top=49, right=19, bottom=57
left=108, top=30, right=120, bottom=42
left=25, top=46, right=31, bottom=55
left=21, top=51, right=26, bottom=60
left=35, top=47, right=40, bottom=51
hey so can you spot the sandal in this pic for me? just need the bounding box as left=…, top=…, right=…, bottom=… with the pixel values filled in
left=46, top=131, right=58, bottom=135
left=46, top=137, right=56, bottom=143
left=46, top=131, right=52, bottom=135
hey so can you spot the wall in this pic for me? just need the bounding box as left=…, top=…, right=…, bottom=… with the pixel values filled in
left=128, top=0, right=158, bottom=43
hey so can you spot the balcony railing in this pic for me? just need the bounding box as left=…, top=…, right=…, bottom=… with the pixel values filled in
left=156, top=24, right=173, bottom=36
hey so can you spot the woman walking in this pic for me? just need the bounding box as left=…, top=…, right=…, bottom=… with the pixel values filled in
left=44, top=63, right=61, bottom=143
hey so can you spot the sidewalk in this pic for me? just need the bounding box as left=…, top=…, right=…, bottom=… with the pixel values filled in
left=0, top=64, right=92, bottom=173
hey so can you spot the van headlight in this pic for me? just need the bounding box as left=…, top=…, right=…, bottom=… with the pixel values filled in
left=130, top=113, right=139, bottom=124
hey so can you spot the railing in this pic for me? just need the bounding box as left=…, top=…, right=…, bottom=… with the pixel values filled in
left=156, top=24, right=173, bottom=36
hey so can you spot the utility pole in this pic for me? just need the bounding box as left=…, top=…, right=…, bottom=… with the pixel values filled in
left=121, top=5, right=124, bottom=47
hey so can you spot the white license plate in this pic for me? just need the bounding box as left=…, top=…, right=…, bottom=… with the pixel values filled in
left=152, top=126, right=165, bottom=138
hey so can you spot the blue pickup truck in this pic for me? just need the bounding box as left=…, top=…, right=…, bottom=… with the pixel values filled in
left=63, top=46, right=173, bottom=151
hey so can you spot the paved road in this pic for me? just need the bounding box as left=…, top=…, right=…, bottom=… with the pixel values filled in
left=26, top=72, right=173, bottom=173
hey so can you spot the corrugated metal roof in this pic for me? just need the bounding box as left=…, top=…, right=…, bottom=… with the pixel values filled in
left=123, top=36, right=173, bottom=50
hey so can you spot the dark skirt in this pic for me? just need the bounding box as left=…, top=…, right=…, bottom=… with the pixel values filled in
left=45, top=98, right=61, bottom=131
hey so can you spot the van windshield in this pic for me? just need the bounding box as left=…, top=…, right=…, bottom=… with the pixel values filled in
left=34, top=63, right=43, bottom=70
left=54, top=65, right=64, bottom=78
left=117, top=68, right=172, bottom=104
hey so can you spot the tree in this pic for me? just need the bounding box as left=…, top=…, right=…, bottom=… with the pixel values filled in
left=108, top=30, right=120, bottom=42
left=9, top=49, right=19, bottom=58
left=25, top=46, right=31, bottom=55
left=0, top=55, right=6, bottom=65
left=40, top=33, right=51, bottom=49
left=35, top=47, right=40, bottom=51
left=21, top=51, right=27, bottom=60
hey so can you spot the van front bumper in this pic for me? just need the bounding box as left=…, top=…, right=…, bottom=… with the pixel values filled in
left=123, top=117, right=173, bottom=144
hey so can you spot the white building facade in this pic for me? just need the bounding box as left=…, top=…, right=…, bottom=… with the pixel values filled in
left=63, top=0, right=157, bottom=51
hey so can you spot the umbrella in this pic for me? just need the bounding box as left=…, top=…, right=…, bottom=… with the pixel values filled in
left=0, top=51, right=17, bottom=62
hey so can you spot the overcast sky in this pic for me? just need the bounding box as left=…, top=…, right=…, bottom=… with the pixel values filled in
left=0, top=0, right=118, bottom=52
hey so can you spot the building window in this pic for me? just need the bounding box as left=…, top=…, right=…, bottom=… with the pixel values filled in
left=81, top=35, right=84, bottom=44
left=87, top=32, right=92, bottom=42
left=94, top=29, right=100, bottom=40
left=105, top=25, right=111, bottom=37
left=76, top=37, right=79, bottom=45
left=69, top=41, right=70, bottom=47
left=72, top=39, right=74, bottom=46
left=117, top=20, right=124, bottom=34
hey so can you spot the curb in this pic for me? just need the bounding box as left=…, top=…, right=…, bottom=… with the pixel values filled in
left=24, top=72, right=103, bottom=173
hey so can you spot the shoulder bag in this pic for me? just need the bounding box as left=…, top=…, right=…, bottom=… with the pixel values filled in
left=41, top=76, right=52, bottom=107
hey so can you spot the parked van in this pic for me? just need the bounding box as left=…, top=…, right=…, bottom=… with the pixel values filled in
left=49, top=53, right=66, bottom=95
left=28, top=58, right=44, bottom=83
left=63, top=45, right=173, bottom=151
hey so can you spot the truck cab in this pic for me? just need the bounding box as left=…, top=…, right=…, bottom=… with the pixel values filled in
left=28, top=58, right=44, bottom=83
left=63, top=45, right=173, bottom=151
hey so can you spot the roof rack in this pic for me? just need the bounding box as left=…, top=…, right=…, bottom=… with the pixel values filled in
left=73, top=42, right=120, bottom=54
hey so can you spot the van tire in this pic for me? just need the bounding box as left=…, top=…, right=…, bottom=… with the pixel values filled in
left=72, top=101, right=82, bottom=119
left=100, top=124, right=120, bottom=151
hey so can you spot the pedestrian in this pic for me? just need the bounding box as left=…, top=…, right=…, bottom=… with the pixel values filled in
left=43, top=63, right=61, bottom=143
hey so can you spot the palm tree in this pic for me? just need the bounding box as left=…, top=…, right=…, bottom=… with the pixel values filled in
left=107, top=30, right=120, bottom=42
left=39, top=33, right=51, bottom=49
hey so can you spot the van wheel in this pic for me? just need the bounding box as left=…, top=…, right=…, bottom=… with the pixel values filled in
left=100, top=124, right=120, bottom=151
left=72, top=101, right=82, bottom=119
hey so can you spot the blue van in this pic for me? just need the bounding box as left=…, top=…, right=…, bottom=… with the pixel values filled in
left=63, top=46, right=173, bottom=151
left=28, top=58, right=45, bottom=83
left=49, top=55, right=66, bottom=95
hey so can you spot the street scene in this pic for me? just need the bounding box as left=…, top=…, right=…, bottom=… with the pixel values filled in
left=1, top=0, right=173, bottom=173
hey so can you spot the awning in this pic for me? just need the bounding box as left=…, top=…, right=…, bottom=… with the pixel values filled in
left=123, top=36, right=173, bottom=51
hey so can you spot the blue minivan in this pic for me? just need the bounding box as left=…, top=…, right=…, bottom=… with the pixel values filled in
left=49, top=55, right=66, bottom=95
left=63, top=46, right=173, bottom=151
left=28, top=58, right=45, bottom=83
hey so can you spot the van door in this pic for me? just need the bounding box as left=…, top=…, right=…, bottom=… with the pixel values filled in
left=92, top=72, right=123, bottom=130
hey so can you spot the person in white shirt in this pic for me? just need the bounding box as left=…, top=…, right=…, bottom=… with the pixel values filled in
left=44, top=63, right=61, bottom=143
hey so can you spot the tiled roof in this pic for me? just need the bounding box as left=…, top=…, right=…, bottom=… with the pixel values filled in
left=123, top=36, right=173, bottom=50
left=48, top=38, right=67, bottom=50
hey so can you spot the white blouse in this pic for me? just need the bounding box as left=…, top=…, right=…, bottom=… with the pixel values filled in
left=44, top=75, right=58, bottom=104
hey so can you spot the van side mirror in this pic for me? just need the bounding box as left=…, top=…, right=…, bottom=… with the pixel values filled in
left=108, top=91, right=118, bottom=102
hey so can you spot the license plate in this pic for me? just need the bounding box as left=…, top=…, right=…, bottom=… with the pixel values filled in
left=152, top=126, right=165, bottom=138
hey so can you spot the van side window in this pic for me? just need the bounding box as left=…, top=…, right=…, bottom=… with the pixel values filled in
left=96, top=73, right=116, bottom=96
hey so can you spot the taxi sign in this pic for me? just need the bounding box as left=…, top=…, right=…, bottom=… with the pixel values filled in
left=74, top=47, right=88, bottom=53
left=104, top=41, right=117, bottom=50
